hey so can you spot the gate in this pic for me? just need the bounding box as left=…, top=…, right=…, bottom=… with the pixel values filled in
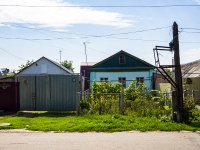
left=0, top=82, right=19, bottom=111
left=16, top=74, right=81, bottom=111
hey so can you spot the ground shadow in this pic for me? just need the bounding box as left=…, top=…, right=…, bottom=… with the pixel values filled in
left=11, top=111, right=77, bottom=118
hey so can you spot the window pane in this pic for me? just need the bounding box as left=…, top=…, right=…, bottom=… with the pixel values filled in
left=118, top=77, right=126, bottom=87
left=100, top=77, right=108, bottom=82
left=119, top=55, right=125, bottom=64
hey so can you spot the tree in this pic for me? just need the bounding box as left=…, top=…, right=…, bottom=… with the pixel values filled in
left=61, top=60, right=74, bottom=72
left=18, top=60, right=34, bottom=72
left=165, top=68, right=171, bottom=73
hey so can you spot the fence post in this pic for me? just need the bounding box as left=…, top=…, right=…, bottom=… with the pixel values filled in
left=120, top=93, right=124, bottom=114
left=76, top=92, right=81, bottom=115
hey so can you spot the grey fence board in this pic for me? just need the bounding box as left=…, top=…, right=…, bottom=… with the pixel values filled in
left=17, top=76, right=36, bottom=110
left=36, top=75, right=50, bottom=110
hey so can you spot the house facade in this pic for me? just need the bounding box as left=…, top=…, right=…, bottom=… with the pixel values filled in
left=80, top=62, right=96, bottom=91
left=90, top=50, right=155, bottom=89
left=0, top=71, right=2, bottom=79
left=17, top=57, right=72, bottom=75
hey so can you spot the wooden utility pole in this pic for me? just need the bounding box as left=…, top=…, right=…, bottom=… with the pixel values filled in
left=172, top=22, right=183, bottom=122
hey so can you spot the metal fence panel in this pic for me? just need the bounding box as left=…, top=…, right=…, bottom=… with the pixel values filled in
left=50, top=75, right=80, bottom=111
left=36, top=75, right=50, bottom=110
left=17, top=74, right=81, bottom=111
left=0, top=82, right=19, bottom=111
left=17, top=76, right=36, bottom=110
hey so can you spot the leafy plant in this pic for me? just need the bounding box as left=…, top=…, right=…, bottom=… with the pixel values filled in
left=182, top=95, right=200, bottom=123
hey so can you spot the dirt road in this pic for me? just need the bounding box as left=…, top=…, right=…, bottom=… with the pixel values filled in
left=0, top=129, right=200, bottom=150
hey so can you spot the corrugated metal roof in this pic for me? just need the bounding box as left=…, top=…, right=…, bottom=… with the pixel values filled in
left=81, top=62, right=97, bottom=66
left=181, top=59, right=200, bottom=77
left=46, top=57, right=73, bottom=74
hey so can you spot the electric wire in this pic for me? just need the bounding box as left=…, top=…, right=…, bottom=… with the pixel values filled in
left=0, top=47, right=27, bottom=61
left=0, top=4, right=199, bottom=8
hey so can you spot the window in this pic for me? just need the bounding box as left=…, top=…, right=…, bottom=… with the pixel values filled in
left=41, top=64, right=47, bottom=74
left=119, top=55, right=125, bottom=64
left=136, top=77, right=144, bottom=83
left=100, top=77, right=108, bottom=82
left=118, top=77, right=126, bottom=87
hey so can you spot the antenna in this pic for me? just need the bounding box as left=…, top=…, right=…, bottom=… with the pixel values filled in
left=83, top=41, right=90, bottom=66
left=59, top=50, right=62, bottom=74
left=59, top=50, right=62, bottom=64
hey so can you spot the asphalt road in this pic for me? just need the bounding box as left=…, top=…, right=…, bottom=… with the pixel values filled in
left=0, top=129, right=200, bottom=150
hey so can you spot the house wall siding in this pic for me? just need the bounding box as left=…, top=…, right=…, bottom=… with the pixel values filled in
left=19, top=58, right=69, bottom=75
left=90, top=70, right=153, bottom=89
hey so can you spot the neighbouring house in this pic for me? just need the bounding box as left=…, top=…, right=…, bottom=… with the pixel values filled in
left=180, top=59, right=200, bottom=103
left=15, top=56, right=81, bottom=111
left=153, top=68, right=172, bottom=92
left=17, top=56, right=73, bottom=75
left=80, top=62, right=96, bottom=91
left=1, top=68, right=9, bottom=75
left=90, top=50, right=155, bottom=89
left=0, top=71, right=2, bottom=79
left=181, top=59, right=200, bottom=78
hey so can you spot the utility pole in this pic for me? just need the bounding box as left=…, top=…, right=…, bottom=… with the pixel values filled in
left=153, top=22, right=184, bottom=122
left=172, top=21, right=183, bottom=122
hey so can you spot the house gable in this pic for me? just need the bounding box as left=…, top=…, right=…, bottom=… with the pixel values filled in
left=18, top=57, right=72, bottom=75
left=90, top=50, right=154, bottom=71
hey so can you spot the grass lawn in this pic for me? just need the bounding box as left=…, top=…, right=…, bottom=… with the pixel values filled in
left=0, top=111, right=200, bottom=132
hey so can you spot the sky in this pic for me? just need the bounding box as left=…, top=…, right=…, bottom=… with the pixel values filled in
left=0, top=0, right=200, bottom=73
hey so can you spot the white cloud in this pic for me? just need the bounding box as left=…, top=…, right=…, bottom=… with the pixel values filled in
left=180, top=48, right=200, bottom=64
left=0, top=0, right=133, bottom=28
left=193, top=0, right=200, bottom=4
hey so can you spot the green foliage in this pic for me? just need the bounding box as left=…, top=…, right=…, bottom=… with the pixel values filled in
left=124, top=80, right=146, bottom=101
left=183, top=95, right=200, bottom=123
left=2, top=73, right=15, bottom=79
left=61, top=60, right=74, bottom=72
left=18, top=60, right=34, bottom=72
left=89, top=81, right=122, bottom=114
left=84, top=80, right=173, bottom=119
left=80, top=80, right=200, bottom=124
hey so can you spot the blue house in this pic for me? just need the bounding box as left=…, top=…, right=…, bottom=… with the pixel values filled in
left=90, top=50, right=155, bottom=89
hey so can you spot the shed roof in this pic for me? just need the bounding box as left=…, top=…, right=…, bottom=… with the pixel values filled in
left=81, top=62, right=97, bottom=66
left=181, top=59, right=200, bottom=77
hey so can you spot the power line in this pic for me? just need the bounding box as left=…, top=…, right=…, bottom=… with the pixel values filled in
left=181, top=28, right=200, bottom=30
left=181, top=31, right=200, bottom=34
left=0, top=47, right=27, bottom=61
left=1, top=36, right=200, bottom=43
left=0, top=4, right=199, bottom=8
left=1, top=23, right=171, bottom=37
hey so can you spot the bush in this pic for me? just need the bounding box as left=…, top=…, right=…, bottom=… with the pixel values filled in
left=80, top=80, right=200, bottom=124
left=183, top=95, right=200, bottom=123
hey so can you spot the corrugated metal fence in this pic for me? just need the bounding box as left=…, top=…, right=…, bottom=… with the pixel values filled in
left=16, top=74, right=81, bottom=111
left=0, top=82, right=19, bottom=111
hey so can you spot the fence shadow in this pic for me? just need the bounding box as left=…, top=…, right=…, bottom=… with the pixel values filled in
left=15, top=111, right=76, bottom=118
